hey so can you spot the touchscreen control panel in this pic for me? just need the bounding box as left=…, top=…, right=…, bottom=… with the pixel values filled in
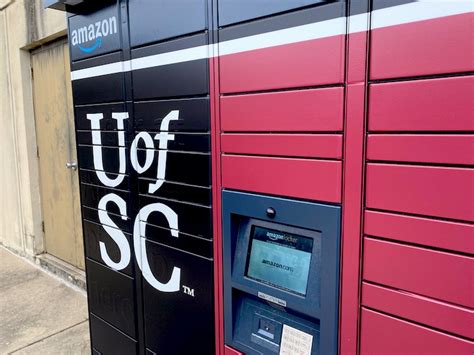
left=222, top=191, right=341, bottom=355
left=246, top=226, right=314, bottom=296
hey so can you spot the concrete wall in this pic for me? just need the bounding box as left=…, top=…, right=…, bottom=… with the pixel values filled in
left=0, top=0, right=67, bottom=257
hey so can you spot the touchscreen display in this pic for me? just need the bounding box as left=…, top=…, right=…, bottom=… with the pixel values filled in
left=246, top=226, right=313, bottom=295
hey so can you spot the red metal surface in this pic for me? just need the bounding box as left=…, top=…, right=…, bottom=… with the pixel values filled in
left=340, top=83, right=367, bottom=354
left=368, top=76, right=474, bottom=132
left=370, top=12, right=474, bottom=79
left=216, top=6, right=473, bottom=354
left=221, top=134, right=343, bottom=159
left=364, top=210, right=474, bottom=254
left=222, top=155, right=342, bottom=203
left=209, top=57, right=224, bottom=355
left=362, top=282, right=474, bottom=339
left=367, top=134, right=474, bottom=165
left=366, top=164, right=474, bottom=221
left=347, top=31, right=368, bottom=84
left=360, top=309, right=473, bottom=355
left=224, top=345, right=243, bottom=355
left=220, top=35, right=345, bottom=93
left=363, top=238, right=474, bottom=308
left=221, top=87, right=344, bottom=132
left=338, top=7, right=370, bottom=353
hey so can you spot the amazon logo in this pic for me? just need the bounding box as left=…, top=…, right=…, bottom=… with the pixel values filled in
left=71, top=16, right=118, bottom=53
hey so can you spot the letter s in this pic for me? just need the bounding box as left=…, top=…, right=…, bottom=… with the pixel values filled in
left=133, top=203, right=180, bottom=292
left=98, top=193, right=131, bottom=271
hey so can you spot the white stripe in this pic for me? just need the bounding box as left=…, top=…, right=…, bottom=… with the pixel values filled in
left=219, top=17, right=346, bottom=56
left=372, top=0, right=473, bottom=29
left=70, top=60, right=131, bottom=81
left=349, top=13, right=369, bottom=33
left=71, top=1, right=473, bottom=81
left=130, top=45, right=209, bottom=71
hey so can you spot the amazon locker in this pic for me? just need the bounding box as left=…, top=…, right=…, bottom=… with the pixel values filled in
left=45, top=0, right=473, bottom=354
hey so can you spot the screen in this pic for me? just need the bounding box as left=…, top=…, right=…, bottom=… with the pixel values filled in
left=246, top=226, right=313, bottom=295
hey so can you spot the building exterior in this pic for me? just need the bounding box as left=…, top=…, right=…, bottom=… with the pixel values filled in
left=1, top=0, right=85, bottom=283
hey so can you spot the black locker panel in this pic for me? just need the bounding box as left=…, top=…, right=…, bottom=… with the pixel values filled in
left=82, top=206, right=132, bottom=234
left=86, top=259, right=137, bottom=338
left=131, top=34, right=209, bottom=100
left=78, top=146, right=129, bottom=173
left=135, top=150, right=211, bottom=186
left=68, top=2, right=121, bottom=61
left=142, top=240, right=215, bottom=355
left=90, top=314, right=138, bottom=355
left=218, top=0, right=330, bottom=26
left=128, top=0, right=208, bottom=47
left=139, top=195, right=212, bottom=240
left=71, top=52, right=125, bottom=105
left=83, top=220, right=134, bottom=276
left=80, top=169, right=129, bottom=192
left=75, top=103, right=129, bottom=131
left=132, top=133, right=210, bottom=153
left=67, top=0, right=215, bottom=353
left=138, top=179, right=212, bottom=206
left=134, top=98, right=210, bottom=132
left=77, top=131, right=129, bottom=146
left=80, top=184, right=131, bottom=215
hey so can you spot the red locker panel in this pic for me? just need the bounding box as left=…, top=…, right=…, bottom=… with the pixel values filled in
left=362, top=283, right=473, bottom=339
left=367, top=135, right=474, bottom=165
left=366, top=164, right=474, bottom=222
left=360, top=309, right=473, bottom=355
left=220, top=35, right=345, bottom=93
left=364, top=211, right=474, bottom=254
left=222, top=155, right=342, bottom=202
left=221, top=134, right=342, bottom=159
left=221, top=87, right=344, bottom=132
left=368, top=76, right=474, bottom=132
left=371, top=10, right=474, bottom=79
left=224, top=345, right=242, bottom=355
left=363, top=238, right=473, bottom=308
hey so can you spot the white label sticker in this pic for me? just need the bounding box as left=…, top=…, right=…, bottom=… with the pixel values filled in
left=279, top=324, right=313, bottom=355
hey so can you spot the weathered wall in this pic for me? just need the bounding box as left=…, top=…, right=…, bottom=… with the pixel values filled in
left=0, top=0, right=67, bottom=257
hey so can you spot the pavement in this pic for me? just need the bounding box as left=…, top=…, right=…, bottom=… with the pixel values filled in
left=0, top=247, right=90, bottom=354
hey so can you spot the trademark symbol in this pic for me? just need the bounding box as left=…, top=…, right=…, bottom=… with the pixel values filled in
left=182, top=285, right=195, bottom=297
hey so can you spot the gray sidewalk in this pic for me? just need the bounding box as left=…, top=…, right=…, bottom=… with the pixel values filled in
left=0, top=247, right=90, bottom=354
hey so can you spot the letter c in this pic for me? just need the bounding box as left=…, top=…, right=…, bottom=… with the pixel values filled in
left=133, top=203, right=180, bottom=292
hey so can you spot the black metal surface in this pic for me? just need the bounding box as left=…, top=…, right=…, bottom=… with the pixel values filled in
left=219, top=1, right=345, bottom=40
left=75, top=103, right=129, bottom=131
left=128, top=0, right=208, bottom=48
left=80, top=169, right=130, bottom=191
left=134, top=99, right=210, bottom=132
left=131, top=34, right=209, bottom=100
left=83, top=220, right=134, bottom=276
left=86, top=258, right=137, bottom=338
left=80, top=184, right=130, bottom=212
left=138, top=179, right=212, bottom=206
left=78, top=146, right=129, bottom=173
left=142, top=240, right=215, bottom=355
left=135, top=150, right=211, bottom=187
left=89, top=313, right=138, bottom=355
left=218, top=0, right=333, bottom=26
left=138, top=195, right=212, bottom=239
left=68, top=1, right=215, bottom=353
left=68, top=2, right=121, bottom=61
left=82, top=206, right=132, bottom=233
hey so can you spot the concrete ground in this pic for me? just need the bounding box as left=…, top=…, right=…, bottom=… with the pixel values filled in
left=0, top=247, right=90, bottom=354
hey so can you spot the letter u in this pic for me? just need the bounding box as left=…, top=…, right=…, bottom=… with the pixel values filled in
left=86, top=113, right=128, bottom=187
